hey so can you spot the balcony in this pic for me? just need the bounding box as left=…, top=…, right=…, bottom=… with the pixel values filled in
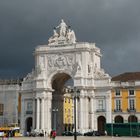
left=96, top=109, right=106, bottom=112
left=26, top=110, right=33, bottom=114
left=127, top=108, right=136, bottom=112
left=114, top=109, right=122, bottom=112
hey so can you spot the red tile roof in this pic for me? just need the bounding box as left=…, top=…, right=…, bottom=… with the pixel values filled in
left=112, top=72, right=140, bottom=82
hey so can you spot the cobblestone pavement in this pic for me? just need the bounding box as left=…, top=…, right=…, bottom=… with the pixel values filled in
left=5, top=136, right=140, bottom=140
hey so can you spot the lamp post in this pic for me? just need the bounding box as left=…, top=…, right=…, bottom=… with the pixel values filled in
left=111, top=116, right=113, bottom=137
left=52, top=108, right=58, bottom=130
left=70, top=87, right=80, bottom=140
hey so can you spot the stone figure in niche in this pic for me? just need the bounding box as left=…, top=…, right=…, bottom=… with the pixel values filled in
left=36, top=65, right=42, bottom=75
left=48, top=57, right=54, bottom=67
left=66, top=56, right=73, bottom=65
left=39, top=56, right=45, bottom=68
left=48, top=29, right=59, bottom=44
left=88, top=63, right=93, bottom=73
left=88, top=65, right=91, bottom=73
left=77, top=61, right=81, bottom=71
left=56, top=19, right=67, bottom=37
left=94, top=63, right=97, bottom=73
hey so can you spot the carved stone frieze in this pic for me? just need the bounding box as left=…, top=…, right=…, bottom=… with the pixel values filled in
left=47, top=53, right=78, bottom=76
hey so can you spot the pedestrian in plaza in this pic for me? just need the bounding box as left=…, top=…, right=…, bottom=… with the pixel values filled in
left=50, top=129, right=56, bottom=140
left=45, top=131, right=46, bottom=136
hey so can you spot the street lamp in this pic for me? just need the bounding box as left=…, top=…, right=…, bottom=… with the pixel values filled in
left=69, top=87, right=80, bottom=140
left=111, top=116, right=114, bottom=137
left=52, top=108, right=58, bottom=130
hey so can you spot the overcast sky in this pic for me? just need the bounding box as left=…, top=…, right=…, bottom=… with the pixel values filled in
left=0, top=0, right=140, bottom=79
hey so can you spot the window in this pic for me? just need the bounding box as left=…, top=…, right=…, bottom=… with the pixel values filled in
left=115, top=89, right=120, bottom=96
left=115, top=99, right=121, bottom=110
left=0, top=104, right=4, bottom=115
left=129, top=99, right=135, bottom=110
left=27, top=102, right=32, bottom=111
left=26, top=101, right=33, bottom=114
left=68, top=98, right=70, bottom=103
left=129, top=89, right=134, bottom=96
left=68, top=118, right=70, bottom=124
left=68, top=109, right=70, bottom=115
left=98, top=100, right=104, bottom=110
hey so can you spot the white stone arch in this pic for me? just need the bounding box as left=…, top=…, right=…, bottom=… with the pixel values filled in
left=20, top=20, right=111, bottom=135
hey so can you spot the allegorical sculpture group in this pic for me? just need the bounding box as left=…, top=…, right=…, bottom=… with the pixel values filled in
left=48, top=19, right=76, bottom=45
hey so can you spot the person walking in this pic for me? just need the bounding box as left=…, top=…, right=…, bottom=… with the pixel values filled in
left=50, top=130, right=56, bottom=140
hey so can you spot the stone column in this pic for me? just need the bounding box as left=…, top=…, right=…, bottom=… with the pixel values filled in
left=32, top=97, right=36, bottom=130
left=90, top=95, right=94, bottom=130
left=93, top=96, right=97, bottom=130
left=36, top=98, right=40, bottom=130
left=85, top=96, right=89, bottom=131
left=79, top=93, right=84, bottom=131
left=41, top=98, right=45, bottom=130
left=20, top=98, right=25, bottom=135
left=47, top=92, right=52, bottom=133
left=106, top=93, right=112, bottom=123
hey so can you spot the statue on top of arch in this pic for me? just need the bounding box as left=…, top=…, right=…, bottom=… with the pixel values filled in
left=48, top=19, right=76, bottom=45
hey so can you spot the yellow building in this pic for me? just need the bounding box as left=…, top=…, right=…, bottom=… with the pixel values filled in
left=112, top=72, right=140, bottom=123
left=63, top=88, right=74, bottom=131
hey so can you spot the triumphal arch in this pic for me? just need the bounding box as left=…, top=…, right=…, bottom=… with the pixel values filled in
left=20, top=20, right=112, bottom=135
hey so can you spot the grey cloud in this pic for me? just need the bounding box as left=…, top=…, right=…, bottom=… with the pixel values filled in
left=0, top=0, right=140, bottom=78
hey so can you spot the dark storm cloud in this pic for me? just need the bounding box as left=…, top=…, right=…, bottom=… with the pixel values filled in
left=0, top=0, right=140, bottom=78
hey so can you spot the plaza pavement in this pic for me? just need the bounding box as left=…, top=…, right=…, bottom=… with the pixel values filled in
left=6, top=136, right=140, bottom=140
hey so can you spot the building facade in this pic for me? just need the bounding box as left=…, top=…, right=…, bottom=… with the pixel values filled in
left=0, top=79, right=21, bottom=127
left=63, top=87, right=74, bottom=131
left=112, top=72, right=140, bottom=124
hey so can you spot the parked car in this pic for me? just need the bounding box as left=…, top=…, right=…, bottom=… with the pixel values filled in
left=30, top=129, right=44, bottom=137
left=94, top=131, right=101, bottom=136
left=62, top=131, right=73, bottom=136
left=84, top=131, right=95, bottom=136
left=98, top=131, right=106, bottom=136
left=73, top=131, right=83, bottom=136
left=84, top=131, right=103, bottom=136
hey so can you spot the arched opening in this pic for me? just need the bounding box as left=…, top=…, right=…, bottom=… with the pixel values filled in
left=26, top=117, right=32, bottom=133
left=51, top=73, right=72, bottom=135
left=114, top=115, right=124, bottom=123
left=97, top=116, right=106, bottom=134
left=128, top=115, right=138, bottom=122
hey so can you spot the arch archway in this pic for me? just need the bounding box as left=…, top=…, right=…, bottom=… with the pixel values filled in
left=97, top=116, right=106, bottom=133
left=26, top=117, right=32, bottom=132
left=128, top=115, right=138, bottom=122
left=51, top=72, right=72, bottom=135
left=114, top=115, right=124, bottom=123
